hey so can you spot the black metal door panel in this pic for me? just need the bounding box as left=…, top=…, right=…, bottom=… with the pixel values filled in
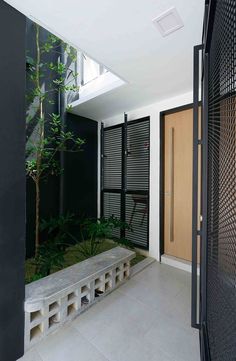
left=206, top=1, right=236, bottom=359
left=197, top=1, right=236, bottom=360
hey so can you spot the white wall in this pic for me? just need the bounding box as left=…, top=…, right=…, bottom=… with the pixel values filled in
left=98, top=90, right=193, bottom=261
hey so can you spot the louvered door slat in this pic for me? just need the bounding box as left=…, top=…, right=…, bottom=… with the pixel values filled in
left=103, top=126, right=122, bottom=190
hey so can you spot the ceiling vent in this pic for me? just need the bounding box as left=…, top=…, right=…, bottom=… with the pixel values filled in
left=153, top=7, right=184, bottom=37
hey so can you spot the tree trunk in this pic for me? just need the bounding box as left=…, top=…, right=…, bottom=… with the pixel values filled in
left=35, top=179, right=40, bottom=257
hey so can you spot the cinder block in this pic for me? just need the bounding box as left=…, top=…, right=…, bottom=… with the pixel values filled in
left=24, top=247, right=135, bottom=351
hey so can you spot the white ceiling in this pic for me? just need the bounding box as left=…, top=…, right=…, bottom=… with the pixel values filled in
left=5, top=0, right=204, bottom=121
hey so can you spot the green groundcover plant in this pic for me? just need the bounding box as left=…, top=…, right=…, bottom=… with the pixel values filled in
left=26, top=215, right=136, bottom=282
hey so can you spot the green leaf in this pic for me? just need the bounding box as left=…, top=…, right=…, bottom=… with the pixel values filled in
left=66, top=104, right=73, bottom=112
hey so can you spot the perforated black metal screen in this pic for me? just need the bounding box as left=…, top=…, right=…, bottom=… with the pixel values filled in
left=101, top=118, right=150, bottom=249
left=207, top=0, right=236, bottom=359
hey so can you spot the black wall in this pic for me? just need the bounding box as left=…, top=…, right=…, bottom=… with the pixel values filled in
left=0, top=2, right=26, bottom=360
left=0, top=5, right=97, bottom=359
left=26, top=114, right=98, bottom=256
left=64, top=114, right=98, bottom=220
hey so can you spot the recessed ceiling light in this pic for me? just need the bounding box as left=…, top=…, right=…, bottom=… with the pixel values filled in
left=152, top=7, right=184, bottom=37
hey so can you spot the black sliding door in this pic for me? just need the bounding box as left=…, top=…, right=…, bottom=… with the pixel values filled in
left=205, top=1, right=236, bottom=360
left=101, top=117, right=150, bottom=249
left=194, top=1, right=236, bottom=360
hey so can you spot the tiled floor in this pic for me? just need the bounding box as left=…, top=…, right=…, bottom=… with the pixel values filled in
left=19, top=262, right=200, bottom=361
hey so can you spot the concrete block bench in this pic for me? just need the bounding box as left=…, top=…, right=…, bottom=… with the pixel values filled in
left=25, top=246, right=135, bottom=350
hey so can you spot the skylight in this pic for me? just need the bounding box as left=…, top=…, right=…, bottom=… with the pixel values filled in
left=67, top=51, right=125, bottom=108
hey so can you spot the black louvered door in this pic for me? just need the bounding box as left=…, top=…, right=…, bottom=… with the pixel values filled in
left=101, top=117, right=150, bottom=249
left=101, top=124, right=122, bottom=238
left=125, top=119, right=150, bottom=248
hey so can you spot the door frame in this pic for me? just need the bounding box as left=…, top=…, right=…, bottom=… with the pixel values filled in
left=159, top=103, right=195, bottom=261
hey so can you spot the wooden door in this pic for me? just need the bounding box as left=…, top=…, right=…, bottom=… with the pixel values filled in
left=164, top=108, right=193, bottom=261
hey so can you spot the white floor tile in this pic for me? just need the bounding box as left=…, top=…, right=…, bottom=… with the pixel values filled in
left=35, top=326, right=108, bottom=361
left=18, top=349, right=43, bottom=361
left=144, top=314, right=200, bottom=361
left=21, top=262, right=200, bottom=361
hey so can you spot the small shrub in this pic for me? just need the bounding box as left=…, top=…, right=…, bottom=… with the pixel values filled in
left=40, top=213, right=78, bottom=247
left=33, top=213, right=79, bottom=277
left=78, top=216, right=133, bottom=258
left=29, top=273, right=44, bottom=283
left=35, top=238, right=65, bottom=276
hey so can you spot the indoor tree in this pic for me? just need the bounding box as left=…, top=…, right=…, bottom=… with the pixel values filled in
left=26, top=24, right=84, bottom=256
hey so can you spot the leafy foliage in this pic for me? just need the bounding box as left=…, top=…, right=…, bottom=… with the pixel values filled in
left=25, top=240, right=145, bottom=284
left=34, top=214, right=78, bottom=276
left=35, top=238, right=65, bottom=277
left=114, top=237, right=134, bottom=249
left=78, top=216, right=133, bottom=258
left=40, top=213, right=78, bottom=243
left=26, top=24, right=84, bottom=255
left=27, top=214, right=135, bottom=282
left=28, top=273, right=44, bottom=283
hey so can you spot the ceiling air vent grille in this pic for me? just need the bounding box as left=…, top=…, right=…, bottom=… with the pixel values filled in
left=153, top=7, right=184, bottom=37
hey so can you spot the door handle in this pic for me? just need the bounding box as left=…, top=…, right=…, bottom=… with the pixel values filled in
left=191, top=44, right=203, bottom=329
left=169, top=127, right=174, bottom=242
